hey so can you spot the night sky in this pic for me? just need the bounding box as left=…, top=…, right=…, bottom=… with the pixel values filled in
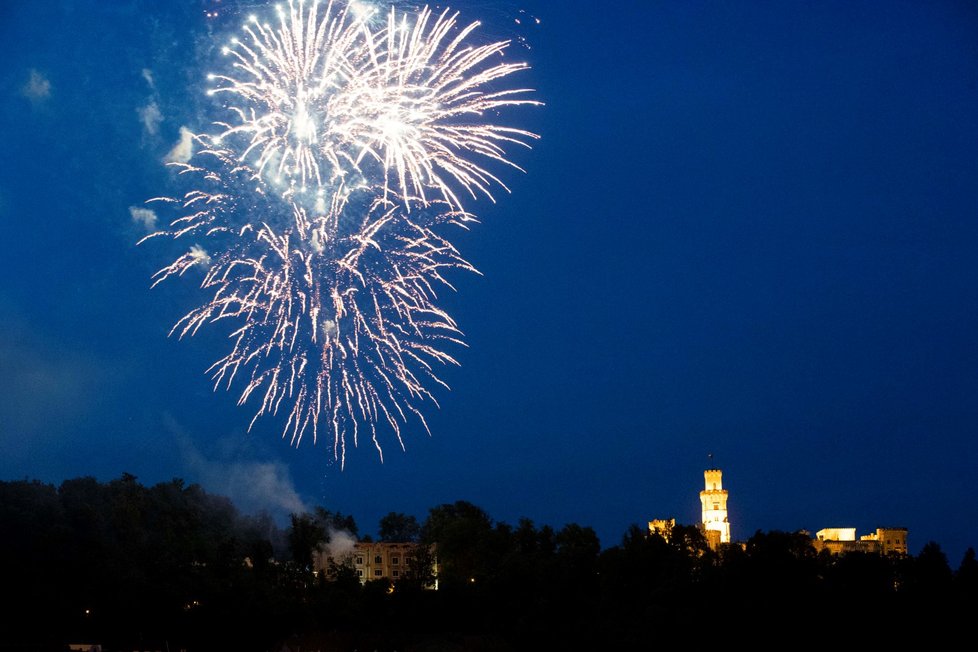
left=1, top=0, right=976, bottom=565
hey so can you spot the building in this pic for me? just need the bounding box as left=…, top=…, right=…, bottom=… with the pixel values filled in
left=861, top=527, right=909, bottom=555
left=314, top=541, right=438, bottom=588
left=645, top=464, right=909, bottom=557
left=700, top=467, right=731, bottom=547
left=812, top=527, right=908, bottom=556
left=648, top=518, right=676, bottom=541
left=352, top=542, right=414, bottom=583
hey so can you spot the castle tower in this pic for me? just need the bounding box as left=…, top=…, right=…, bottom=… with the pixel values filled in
left=700, top=467, right=731, bottom=545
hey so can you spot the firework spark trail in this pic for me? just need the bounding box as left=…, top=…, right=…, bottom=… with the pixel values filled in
left=142, top=0, right=539, bottom=467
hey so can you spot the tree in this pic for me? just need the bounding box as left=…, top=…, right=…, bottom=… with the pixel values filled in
left=911, top=541, right=953, bottom=594
left=239, top=511, right=283, bottom=574
left=403, top=543, right=438, bottom=589
left=955, top=547, right=978, bottom=598
left=740, top=529, right=822, bottom=617
left=420, top=501, right=494, bottom=587
left=288, top=512, right=327, bottom=572
left=314, top=507, right=358, bottom=537
left=378, top=512, right=421, bottom=542
left=553, top=523, right=601, bottom=606
left=555, top=523, right=601, bottom=572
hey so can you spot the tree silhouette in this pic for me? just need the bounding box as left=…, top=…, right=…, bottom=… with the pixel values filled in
left=378, top=512, right=421, bottom=542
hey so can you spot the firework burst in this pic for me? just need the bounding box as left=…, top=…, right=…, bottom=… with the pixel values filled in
left=142, top=0, right=539, bottom=467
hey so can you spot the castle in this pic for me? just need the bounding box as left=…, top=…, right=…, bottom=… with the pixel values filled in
left=318, top=464, right=909, bottom=588
left=699, top=467, right=730, bottom=549
left=812, top=527, right=908, bottom=555
left=650, top=464, right=908, bottom=555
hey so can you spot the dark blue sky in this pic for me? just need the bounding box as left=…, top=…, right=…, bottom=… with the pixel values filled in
left=1, top=0, right=976, bottom=564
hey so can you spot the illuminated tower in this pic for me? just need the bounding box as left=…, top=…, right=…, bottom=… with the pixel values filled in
left=700, top=467, right=731, bottom=545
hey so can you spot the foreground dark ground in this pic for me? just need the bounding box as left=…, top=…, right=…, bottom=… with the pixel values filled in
left=2, top=475, right=975, bottom=651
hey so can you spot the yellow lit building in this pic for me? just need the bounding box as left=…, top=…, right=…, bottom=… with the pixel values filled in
left=314, top=541, right=438, bottom=588
left=648, top=518, right=675, bottom=541
left=812, top=527, right=908, bottom=555
left=649, top=465, right=910, bottom=557
left=861, top=527, right=909, bottom=555
left=351, top=541, right=415, bottom=583
left=700, top=468, right=731, bottom=546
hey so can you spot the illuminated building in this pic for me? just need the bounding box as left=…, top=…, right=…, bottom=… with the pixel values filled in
left=351, top=542, right=421, bottom=584
left=314, top=541, right=438, bottom=588
left=813, top=527, right=908, bottom=555
left=861, top=527, right=909, bottom=555
left=700, top=467, right=731, bottom=546
left=648, top=518, right=676, bottom=541
left=646, top=466, right=908, bottom=557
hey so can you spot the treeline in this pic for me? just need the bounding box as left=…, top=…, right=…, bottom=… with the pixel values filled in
left=1, top=474, right=976, bottom=651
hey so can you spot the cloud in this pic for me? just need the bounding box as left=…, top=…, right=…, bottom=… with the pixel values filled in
left=173, top=419, right=310, bottom=518
left=165, top=126, right=195, bottom=163
left=137, top=69, right=164, bottom=136
left=129, top=206, right=158, bottom=231
left=138, top=101, right=164, bottom=136
left=21, top=69, right=51, bottom=103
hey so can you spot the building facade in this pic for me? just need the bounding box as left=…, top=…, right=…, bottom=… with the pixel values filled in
left=314, top=541, right=438, bottom=588
left=351, top=542, right=415, bottom=583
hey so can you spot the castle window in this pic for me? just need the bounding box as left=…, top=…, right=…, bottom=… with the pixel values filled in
left=392, top=556, right=399, bottom=565
left=392, top=570, right=399, bottom=577
left=713, top=503, right=719, bottom=510
left=357, top=570, right=363, bottom=577
left=374, top=569, right=382, bottom=576
left=375, top=555, right=383, bottom=564
left=356, top=556, right=363, bottom=565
